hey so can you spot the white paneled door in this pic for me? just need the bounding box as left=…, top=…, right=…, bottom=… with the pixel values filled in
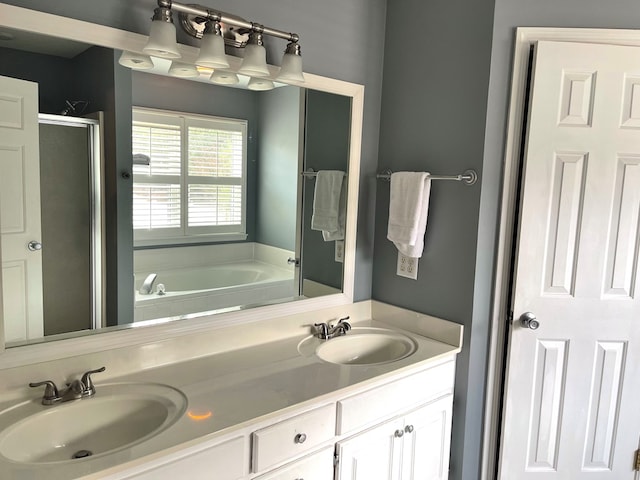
left=0, top=75, right=43, bottom=343
left=499, top=40, right=640, bottom=479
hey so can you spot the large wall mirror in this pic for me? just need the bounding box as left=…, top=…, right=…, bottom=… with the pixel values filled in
left=0, top=4, right=362, bottom=359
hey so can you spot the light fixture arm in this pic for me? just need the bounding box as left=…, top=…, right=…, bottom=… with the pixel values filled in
left=156, top=0, right=299, bottom=43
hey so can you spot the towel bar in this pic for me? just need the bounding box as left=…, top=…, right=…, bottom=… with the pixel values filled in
left=376, top=169, right=478, bottom=185
left=300, top=168, right=348, bottom=179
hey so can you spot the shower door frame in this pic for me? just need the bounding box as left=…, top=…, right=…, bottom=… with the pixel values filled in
left=39, top=113, right=104, bottom=331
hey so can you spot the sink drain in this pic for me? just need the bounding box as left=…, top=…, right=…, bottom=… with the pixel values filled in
left=72, top=449, right=93, bottom=459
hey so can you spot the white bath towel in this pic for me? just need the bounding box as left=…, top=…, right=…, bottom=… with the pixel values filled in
left=387, top=172, right=431, bottom=258
left=311, top=170, right=346, bottom=241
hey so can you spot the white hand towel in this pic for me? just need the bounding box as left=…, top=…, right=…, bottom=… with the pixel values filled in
left=311, top=170, right=346, bottom=240
left=322, top=182, right=346, bottom=241
left=387, top=172, right=431, bottom=258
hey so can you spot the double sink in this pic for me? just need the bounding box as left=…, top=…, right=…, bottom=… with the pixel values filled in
left=0, top=327, right=417, bottom=466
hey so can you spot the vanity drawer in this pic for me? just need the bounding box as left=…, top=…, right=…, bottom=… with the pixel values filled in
left=254, top=447, right=334, bottom=480
left=336, top=360, right=455, bottom=434
left=251, top=403, right=336, bottom=473
left=122, top=436, right=246, bottom=480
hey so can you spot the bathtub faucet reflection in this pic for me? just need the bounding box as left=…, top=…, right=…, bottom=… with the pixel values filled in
left=139, top=273, right=158, bottom=295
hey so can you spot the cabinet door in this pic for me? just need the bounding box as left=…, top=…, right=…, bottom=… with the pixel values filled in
left=401, top=396, right=453, bottom=480
left=336, top=417, right=404, bottom=480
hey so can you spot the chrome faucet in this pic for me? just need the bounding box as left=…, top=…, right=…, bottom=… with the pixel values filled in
left=314, top=316, right=351, bottom=340
left=139, top=273, right=157, bottom=295
left=29, top=367, right=106, bottom=405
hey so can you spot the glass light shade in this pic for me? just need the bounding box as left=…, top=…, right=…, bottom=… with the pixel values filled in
left=276, top=53, right=304, bottom=82
left=168, top=61, right=198, bottom=78
left=238, top=43, right=270, bottom=77
left=209, top=71, right=239, bottom=85
left=196, top=33, right=229, bottom=69
left=118, top=51, right=154, bottom=70
left=143, top=20, right=181, bottom=59
left=247, top=77, right=274, bottom=91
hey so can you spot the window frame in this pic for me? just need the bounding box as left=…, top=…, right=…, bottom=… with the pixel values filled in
left=132, top=107, right=248, bottom=247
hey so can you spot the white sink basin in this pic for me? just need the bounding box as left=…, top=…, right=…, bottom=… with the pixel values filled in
left=0, top=383, right=186, bottom=464
left=299, top=327, right=418, bottom=365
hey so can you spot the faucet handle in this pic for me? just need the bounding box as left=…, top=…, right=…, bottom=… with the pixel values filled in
left=29, top=380, right=60, bottom=402
left=314, top=322, right=329, bottom=339
left=80, top=366, right=106, bottom=395
left=337, top=316, right=351, bottom=331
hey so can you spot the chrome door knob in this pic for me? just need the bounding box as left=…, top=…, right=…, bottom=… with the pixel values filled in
left=520, top=312, right=540, bottom=330
left=294, top=433, right=307, bottom=444
left=27, top=240, right=42, bottom=251
left=394, top=429, right=404, bottom=438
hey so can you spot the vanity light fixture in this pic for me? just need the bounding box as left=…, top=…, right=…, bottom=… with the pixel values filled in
left=276, top=42, right=304, bottom=82
left=209, top=70, right=239, bottom=85
left=168, top=61, right=199, bottom=77
left=195, top=20, right=229, bottom=69
left=133, top=0, right=304, bottom=83
left=238, top=31, right=269, bottom=78
left=143, top=6, right=181, bottom=58
left=118, top=50, right=155, bottom=70
left=247, top=76, right=274, bottom=91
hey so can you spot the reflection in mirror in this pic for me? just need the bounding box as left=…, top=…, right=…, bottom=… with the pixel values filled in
left=0, top=24, right=354, bottom=347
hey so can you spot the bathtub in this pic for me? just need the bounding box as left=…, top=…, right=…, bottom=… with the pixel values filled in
left=134, top=261, right=296, bottom=322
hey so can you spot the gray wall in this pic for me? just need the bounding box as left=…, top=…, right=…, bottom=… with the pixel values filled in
left=0, top=47, right=73, bottom=113
left=302, top=90, right=352, bottom=290
left=72, top=47, right=134, bottom=326
left=2, top=0, right=387, bottom=302
left=132, top=71, right=260, bottom=243
left=256, top=86, right=302, bottom=251
left=374, top=1, right=495, bottom=480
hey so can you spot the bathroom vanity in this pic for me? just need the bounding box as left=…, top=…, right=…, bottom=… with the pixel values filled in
left=0, top=301, right=462, bottom=480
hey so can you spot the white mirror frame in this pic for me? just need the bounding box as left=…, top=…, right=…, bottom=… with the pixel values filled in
left=0, top=4, right=363, bottom=369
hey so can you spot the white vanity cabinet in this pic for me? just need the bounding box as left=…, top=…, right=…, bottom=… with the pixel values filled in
left=336, top=395, right=453, bottom=480
left=113, top=359, right=456, bottom=480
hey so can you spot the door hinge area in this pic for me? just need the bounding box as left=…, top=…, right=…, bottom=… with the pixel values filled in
left=634, top=449, right=640, bottom=471
left=334, top=452, right=340, bottom=467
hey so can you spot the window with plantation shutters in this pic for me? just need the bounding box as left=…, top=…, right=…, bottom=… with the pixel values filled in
left=132, top=108, right=247, bottom=245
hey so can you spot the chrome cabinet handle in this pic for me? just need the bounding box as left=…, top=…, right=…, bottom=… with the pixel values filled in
left=405, top=425, right=414, bottom=434
left=27, top=240, right=42, bottom=251
left=394, top=429, right=404, bottom=438
left=520, top=312, right=540, bottom=330
left=294, top=433, right=307, bottom=444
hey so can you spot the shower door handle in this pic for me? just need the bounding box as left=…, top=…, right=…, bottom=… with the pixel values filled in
left=28, top=241, right=42, bottom=252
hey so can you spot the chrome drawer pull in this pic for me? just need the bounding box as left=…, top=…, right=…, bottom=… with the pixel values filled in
left=294, top=433, right=307, bottom=444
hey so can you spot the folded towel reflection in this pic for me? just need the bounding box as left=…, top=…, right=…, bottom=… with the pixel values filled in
left=387, top=172, right=431, bottom=258
left=311, top=170, right=346, bottom=241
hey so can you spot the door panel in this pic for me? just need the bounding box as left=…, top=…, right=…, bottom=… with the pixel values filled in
left=0, top=75, right=43, bottom=343
left=499, top=41, right=640, bottom=479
